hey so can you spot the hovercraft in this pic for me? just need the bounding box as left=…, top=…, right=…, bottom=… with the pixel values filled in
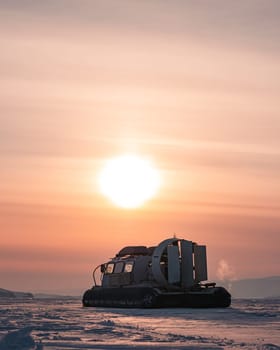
left=82, top=237, right=231, bottom=308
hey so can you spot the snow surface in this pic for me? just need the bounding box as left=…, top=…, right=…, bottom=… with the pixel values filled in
left=0, top=298, right=279, bottom=349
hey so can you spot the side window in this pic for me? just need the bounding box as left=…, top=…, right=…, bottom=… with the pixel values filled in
left=124, top=262, right=134, bottom=273
left=105, top=263, right=114, bottom=274
left=114, top=262, right=124, bottom=273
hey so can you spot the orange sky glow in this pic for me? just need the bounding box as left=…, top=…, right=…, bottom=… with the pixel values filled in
left=0, top=0, right=279, bottom=294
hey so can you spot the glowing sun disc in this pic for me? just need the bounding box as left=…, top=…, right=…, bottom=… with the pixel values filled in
left=98, top=155, right=160, bottom=208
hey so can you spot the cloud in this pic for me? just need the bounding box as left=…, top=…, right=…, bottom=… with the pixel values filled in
left=1, top=0, right=280, bottom=53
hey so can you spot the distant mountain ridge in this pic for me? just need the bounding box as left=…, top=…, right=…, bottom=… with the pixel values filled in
left=219, top=276, right=280, bottom=298
left=0, top=288, right=33, bottom=299
left=1, top=276, right=279, bottom=299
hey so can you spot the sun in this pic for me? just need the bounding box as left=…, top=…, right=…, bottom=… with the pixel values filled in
left=98, top=154, right=160, bottom=208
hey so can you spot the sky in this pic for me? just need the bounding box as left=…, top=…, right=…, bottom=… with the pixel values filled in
left=0, top=0, right=279, bottom=294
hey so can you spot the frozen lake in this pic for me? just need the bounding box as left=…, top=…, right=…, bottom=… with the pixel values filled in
left=0, top=297, right=279, bottom=349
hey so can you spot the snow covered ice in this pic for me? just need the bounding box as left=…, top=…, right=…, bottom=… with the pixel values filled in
left=0, top=298, right=279, bottom=349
